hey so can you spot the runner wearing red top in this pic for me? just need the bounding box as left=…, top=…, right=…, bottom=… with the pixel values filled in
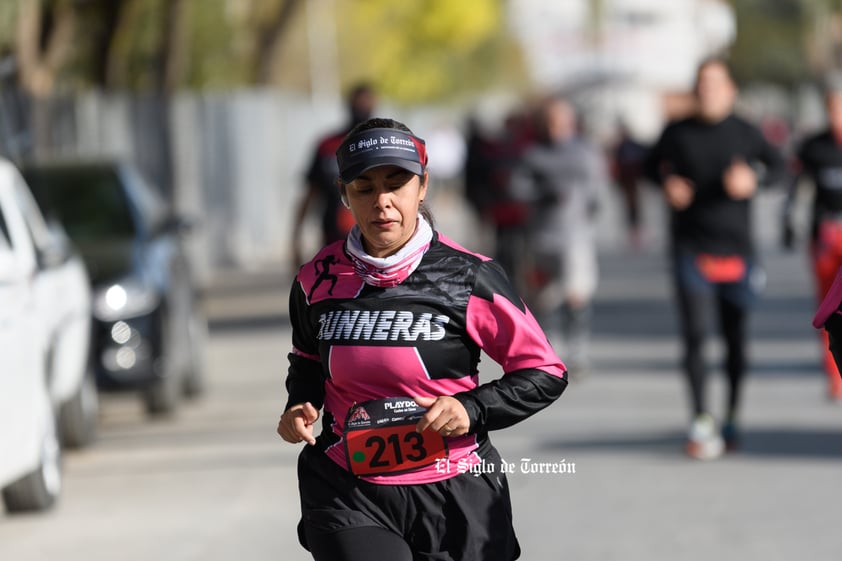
left=785, top=73, right=842, bottom=400
left=290, top=83, right=376, bottom=268
left=277, top=118, right=567, bottom=561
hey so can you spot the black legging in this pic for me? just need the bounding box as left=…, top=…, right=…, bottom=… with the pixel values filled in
left=305, top=526, right=413, bottom=561
left=676, top=282, right=748, bottom=418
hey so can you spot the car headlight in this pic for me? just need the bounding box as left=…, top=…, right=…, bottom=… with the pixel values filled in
left=93, top=279, right=160, bottom=321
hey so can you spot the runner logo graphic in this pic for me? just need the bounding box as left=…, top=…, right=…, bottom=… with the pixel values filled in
left=309, top=254, right=338, bottom=301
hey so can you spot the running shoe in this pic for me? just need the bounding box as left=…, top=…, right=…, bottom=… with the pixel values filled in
left=721, top=420, right=740, bottom=452
left=685, top=413, right=725, bottom=460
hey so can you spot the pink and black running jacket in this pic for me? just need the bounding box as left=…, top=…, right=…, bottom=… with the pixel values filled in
left=285, top=232, right=568, bottom=484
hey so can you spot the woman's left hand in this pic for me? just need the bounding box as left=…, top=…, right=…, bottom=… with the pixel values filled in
left=414, top=395, right=470, bottom=437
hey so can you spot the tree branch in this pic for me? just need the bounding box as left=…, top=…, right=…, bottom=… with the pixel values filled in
left=15, top=0, right=76, bottom=96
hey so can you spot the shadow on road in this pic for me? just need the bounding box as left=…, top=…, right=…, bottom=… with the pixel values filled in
left=539, top=427, right=842, bottom=460
left=737, top=428, right=842, bottom=459
left=592, top=295, right=817, bottom=342
left=589, top=358, right=822, bottom=378
left=592, top=298, right=678, bottom=337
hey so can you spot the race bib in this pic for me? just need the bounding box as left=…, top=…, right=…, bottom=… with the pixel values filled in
left=695, top=254, right=746, bottom=283
left=344, top=397, right=448, bottom=476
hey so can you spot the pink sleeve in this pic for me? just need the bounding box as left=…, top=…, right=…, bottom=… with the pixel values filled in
left=466, top=292, right=567, bottom=379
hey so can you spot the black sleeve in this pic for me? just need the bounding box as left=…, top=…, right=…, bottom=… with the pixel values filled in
left=304, top=142, right=322, bottom=187
left=825, top=313, right=842, bottom=380
left=751, top=125, right=788, bottom=188
left=643, top=124, right=675, bottom=186
left=453, top=369, right=568, bottom=433
left=283, top=278, right=326, bottom=411
left=285, top=353, right=325, bottom=411
left=452, top=259, right=568, bottom=433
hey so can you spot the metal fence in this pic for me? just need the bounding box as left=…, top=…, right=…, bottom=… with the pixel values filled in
left=0, top=84, right=361, bottom=286
left=0, top=81, right=488, bottom=288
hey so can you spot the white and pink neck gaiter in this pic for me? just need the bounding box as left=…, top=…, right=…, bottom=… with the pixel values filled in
left=345, top=216, right=433, bottom=288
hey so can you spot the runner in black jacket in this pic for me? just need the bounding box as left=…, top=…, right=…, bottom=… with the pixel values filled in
left=646, top=58, right=786, bottom=459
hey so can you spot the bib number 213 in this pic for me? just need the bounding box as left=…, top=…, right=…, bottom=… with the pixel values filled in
left=344, top=398, right=448, bottom=476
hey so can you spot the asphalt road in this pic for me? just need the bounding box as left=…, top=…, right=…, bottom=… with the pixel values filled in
left=1, top=191, right=840, bottom=561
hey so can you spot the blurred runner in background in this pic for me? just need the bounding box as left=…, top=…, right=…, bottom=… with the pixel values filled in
left=784, top=73, right=842, bottom=401
left=463, top=110, right=534, bottom=292
left=510, top=95, right=608, bottom=378
left=290, top=83, right=376, bottom=268
left=611, top=121, right=649, bottom=250
left=646, top=58, right=786, bottom=460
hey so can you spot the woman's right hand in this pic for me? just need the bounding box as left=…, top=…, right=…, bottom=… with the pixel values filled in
left=277, top=402, right=320, bottom=445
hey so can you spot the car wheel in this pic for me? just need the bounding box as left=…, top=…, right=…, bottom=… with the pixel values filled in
left=2, top=407, right=62, bottom=513
left=58, top=369, right=99, bottom=449
left=142, top=312, right=180, bottom=416
left=182, top=305, right=208, bottom=399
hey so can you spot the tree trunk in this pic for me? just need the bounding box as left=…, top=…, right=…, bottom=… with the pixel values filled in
left=157, top=0, right=188, bottom=93
left=148, top=0, right=189, bottom=202
left=105, top=0, right=145, bottom=89
left=89, top=0, right=126, bottom=89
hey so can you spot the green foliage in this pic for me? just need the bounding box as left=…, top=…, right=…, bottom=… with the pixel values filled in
left=0, top=1, right=20, bottom=53
left=111, top=0, right=166, bottom=89
left=2, top=0, right=524, bottom=100
left=335, top=0, right=523, bottom=103
left=728, top=0, right=811, bottom=86
left=11, top=0, right=842, bottom=99
left=185, top=0, right=253, bottom=88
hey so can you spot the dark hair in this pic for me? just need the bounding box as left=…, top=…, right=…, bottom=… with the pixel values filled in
left=341, top=118, right=435, bottom=228
left=346, top=117, right=412, bottom=136
left=347, top=82, right=376, bottom=125
left=347, top=82, right=375, bottom=103
left=694, top=56, right=737, bottom=89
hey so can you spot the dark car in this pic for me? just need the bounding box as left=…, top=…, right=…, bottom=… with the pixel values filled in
left=21, top=159, right=207, bottom=416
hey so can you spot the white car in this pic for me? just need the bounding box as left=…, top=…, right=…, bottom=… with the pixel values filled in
left=0, top=158, right=97, bottom=512
left=31, top=217, right=99, bottom=450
